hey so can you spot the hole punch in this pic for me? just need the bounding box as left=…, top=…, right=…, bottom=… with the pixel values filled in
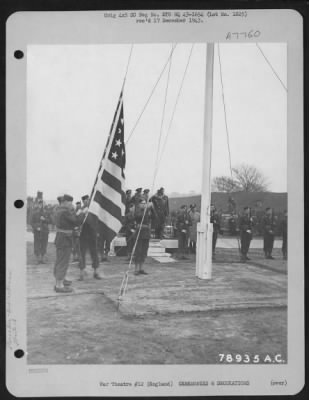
left=14, top=349, right=24, bottom=358
left=14, top=50, right=24, bottom=59
left=14, top=199, right=24, bottom=209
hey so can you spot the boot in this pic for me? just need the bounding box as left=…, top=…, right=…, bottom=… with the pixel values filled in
left=78, top=270, right=85, bottom=281
left=93, top=270, right=102, bottom=280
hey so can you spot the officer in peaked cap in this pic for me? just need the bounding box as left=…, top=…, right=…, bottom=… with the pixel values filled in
left=54, top=194, right=82, bottom=293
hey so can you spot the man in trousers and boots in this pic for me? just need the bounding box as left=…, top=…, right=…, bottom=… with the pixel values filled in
left=262, top=207, right=276, bottom=259
left=54, top=194, right=81, bottom=293
left=124, top=203, right=136, bottom=261
left=238, top=207, right=253, bottom=263
left=125, top=190, right=132, bottom=214
left=133, top=198, right=152, bottom=275
left=151, top=187, right=169, bottom=239
left=281, top=209, right=287, bottom=260
left=176, top=205, right=192, bottom=260
left=78, top=195, right=102, bottom=280
left=210, top=204, right=221, bottom=259
left=31, top=199, right=50, bottom=264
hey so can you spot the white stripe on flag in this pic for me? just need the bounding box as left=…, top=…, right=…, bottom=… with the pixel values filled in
left=104, top=159, right=124, bottom=182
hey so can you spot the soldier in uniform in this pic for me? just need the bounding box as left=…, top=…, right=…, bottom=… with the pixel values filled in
left=188, top=204, right=200, bottom=254
left=123, top=203, right=136, bottom=261
left=131, top=188, right=143, bottom=206
left=133, top=198, right=152, bottom=275
left=176, top=205, right=192, bottom=259
left=281, top=209, right=287, bottom=260
left=210, top=204, right=221, bottom=258
left=150, top=187, right=169, bottom=239
left=238, top=206, right=253, bottom=262
left=125, top=190, right=132, bottom=214
left=71, top=201, right=82, bottom=262
left=78, top=194, right=102, bottom=280
left=262, top=207, right=275, bottom=260
left=142, top=189, right=150, bottom=202
left=30, top=199, right=51, bottom=264
left=54, top=194, right=81, bottom=293
left=262, top=207, right=276, bottom=259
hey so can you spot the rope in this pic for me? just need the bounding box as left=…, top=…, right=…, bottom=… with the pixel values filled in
left=125, top=44, right=178, bottom=145
left=122, top=44, right=134, bottom=88
left=155, top=44, right=174, bottom=172
left=158, top=44, right=194, bottom=167
left=255, top=43, right=287, bottom=92
left=118, top=44, right=175, bottom=307
left=217, top=43, right=233, bottom=178
left=217, top=44, right=241, bottom=253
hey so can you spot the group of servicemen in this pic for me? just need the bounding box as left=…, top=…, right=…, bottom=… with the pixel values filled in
left=30, top=188, right=170, bottom=292
left=161, top=203, right=288, bottom=262
left=30, top=190, right=287, bottom=293
left=30, top=194, right=104, bottom=292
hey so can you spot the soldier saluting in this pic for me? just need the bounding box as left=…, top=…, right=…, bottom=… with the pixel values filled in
left=238, top=206, right=253, bottom=263
left=262, top=207, right=276, bottom=259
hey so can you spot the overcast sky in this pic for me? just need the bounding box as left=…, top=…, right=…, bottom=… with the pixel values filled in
left=27, top=43, right=287, bottom=201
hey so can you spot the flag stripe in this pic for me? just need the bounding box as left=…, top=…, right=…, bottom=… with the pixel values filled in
left=102, top=169, right=122, bottom=195
left=95, top=177, right=126, bottom=212
left=88, top=213, right=120, bottom=243
left=105, top=158, right=123, bottom=182
left=89, top=202, right=122, bottom=233
left=93, top=191, right=122, bottom=221
left=101, top=170, right=126, bottom=206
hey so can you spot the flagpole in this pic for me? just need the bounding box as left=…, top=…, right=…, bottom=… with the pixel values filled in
left=196, top=43, right=214, bottom=279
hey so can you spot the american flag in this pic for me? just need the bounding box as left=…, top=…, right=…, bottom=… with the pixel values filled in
left=86, top=91, right=126, bottom=242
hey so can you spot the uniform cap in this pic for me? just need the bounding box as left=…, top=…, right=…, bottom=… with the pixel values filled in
left=126, top=190, right=132, bottom=194
left=76, top=201, right=81, bottom=205
left=82, top=195, right=89, bottom=201
left=63, top=194, right=73, bottom=202
left=57, top=196, right=63, bottom=203
left=136, top=188, right=142, bottom=192
left=143, top=189, right=150, bottom=193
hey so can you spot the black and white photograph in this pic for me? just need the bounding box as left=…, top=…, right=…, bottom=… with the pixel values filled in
left=6, top=9, right=304, bottom=397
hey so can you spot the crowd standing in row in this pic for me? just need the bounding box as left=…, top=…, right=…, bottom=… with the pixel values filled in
left=29, top=189, right=288, bottom=293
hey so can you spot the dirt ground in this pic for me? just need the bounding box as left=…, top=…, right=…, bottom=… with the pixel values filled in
left=27, top=242, right=287, bottom=365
